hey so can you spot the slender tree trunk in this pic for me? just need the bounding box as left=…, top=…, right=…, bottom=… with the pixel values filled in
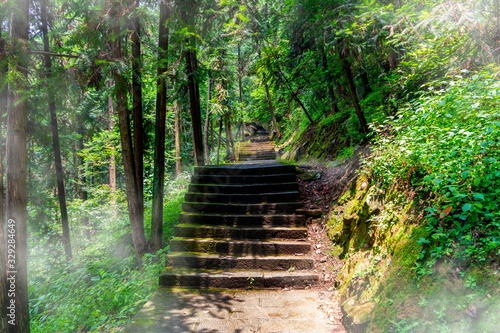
left=174, top=100, right=182, bottom=177
left=275, top=67, right=313, bottom=123
left=6, top=0, right=30, bottom=330
left=341, top=57, right=369, bottom=134
left=131, top=3, right=144, bottom=226
left=494, top=0, right=500, bottom=64
left=318, top=44, right=339, bottom=114
left=150, top=0, right=169, bottom=251
left=108, top=93, right=117, bottom=216
left=203, top=75, right=211, bottom=164
left=185, top=46, right=204, bottom=166
left=225, top=114, right=235, bottom=161
left=108, top=96, right=116, bottom=195
left=178, top=0, right=203, bottom=165
left=76, top=115, right=90, bottom=237
left=264, top=82, right=281, bottom=139
left=112, top=28, right=147, bottom=268
left=0, top=17, right=7, bottom=333
left=216, top=117, right=223, bottom=164
left=40, top=0, right=72, bottom=261
left=237, top=43, right=244, bottom=141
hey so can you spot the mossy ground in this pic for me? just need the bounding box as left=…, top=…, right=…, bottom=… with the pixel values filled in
left=326, top=176, right=500, bottom=333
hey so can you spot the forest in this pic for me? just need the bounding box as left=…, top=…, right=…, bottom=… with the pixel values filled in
left=0, top=0, right=499, bottom=332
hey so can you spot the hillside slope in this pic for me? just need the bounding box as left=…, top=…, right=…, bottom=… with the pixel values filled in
left=284, top=69, right=500, bottom=332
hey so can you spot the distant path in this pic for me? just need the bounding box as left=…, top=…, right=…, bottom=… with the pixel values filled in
left=237, top=123, right=278, bottom=161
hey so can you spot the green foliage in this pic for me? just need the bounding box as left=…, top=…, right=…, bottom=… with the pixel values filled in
left=29, top=252, right=165, bottom=333
left=365, top=67, right=500, bottom=265
left=28, top=172, right=190, bottom=331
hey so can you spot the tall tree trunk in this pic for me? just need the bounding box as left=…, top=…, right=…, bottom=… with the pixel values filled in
left=216, top=117, right=223, bottom=164
left=41, top=0, right=72, bottom=261
left=237, top=43, right=244, bottom=141
left=0, top=16, right=7, bottom=333
left=203, top=75, right=211, bottom=164
left=178, top=0, right=203, bottom=165
left=5, top=0, right=30, bottom=330
left=112, top=27, right=147, bottom=268
left=318, top=43, right=339, bottom=114
left=185, top=46, right=204, bottom=166
left=108, top=93, right=117, bottom=216
left=131, top=2, right=144, bottom=225
left=225, top=114, right=235, bottom=161
left=76, top=115, right=90, bottom=237
left=264, top=82, right=281, bottom=139
left=174, top=100, right=182, bottom=177
left=150, top=0, right=169, bottom=251
left=341, top=57, right=369, bottom=135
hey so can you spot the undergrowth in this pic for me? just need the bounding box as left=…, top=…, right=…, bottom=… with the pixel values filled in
left=364, top=67, right=500, bottom=269
left=28, top=172, right=191, bottom=332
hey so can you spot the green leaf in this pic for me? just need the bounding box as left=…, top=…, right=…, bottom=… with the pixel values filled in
left=472, top=193, right=485, bottom=201
left=462, top=203, right=473, bottom=212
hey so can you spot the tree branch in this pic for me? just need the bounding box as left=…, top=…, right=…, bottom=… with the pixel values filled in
left=29, top=50, right=78, bottom=58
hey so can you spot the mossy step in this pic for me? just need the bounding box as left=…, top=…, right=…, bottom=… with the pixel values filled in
left=192, top=173, right=297, bottom=183
left=238, top=147, right=276, bottom=152
left=238, top=149, right=276, bottom=154
left=182, top=202, right=303, bottom=214
left=170, top=238, right=311, bottom=255
left=174, top=224, right=308, bottom=240
left=194, top=163, right=296, bottom=176
left=184, top=191, right=300, bottom=204
left=238, top=147, right=276, bottom=151
left=238, top=141, right=275, bottom=145
left=159, top=268, right=318, bottom=289
left=239, top=154, right=277, bottom=160
left=166, top=252, right=314, bottom=270
left=238, top=144, right=275, bottom=147
left=188, top=182, right=299, bottom=194
left=178, top=213, right=306, bottom=227
left=239, top=157, right=277, bottom=162
left=191, top=173, right=296, bottom=184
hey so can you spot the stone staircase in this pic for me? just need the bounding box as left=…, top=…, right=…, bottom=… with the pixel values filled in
left=237, top=141, right=277, bottom=161
left=238, top=123, right=278, bottom=161
left=159, top=162, right=318, bottom=289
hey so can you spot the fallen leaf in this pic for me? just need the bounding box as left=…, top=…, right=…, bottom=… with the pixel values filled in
left=439, top=206, right=453, bottom=218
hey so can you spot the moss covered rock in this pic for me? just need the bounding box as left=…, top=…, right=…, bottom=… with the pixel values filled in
left=328, top=176, right=500, bottom=332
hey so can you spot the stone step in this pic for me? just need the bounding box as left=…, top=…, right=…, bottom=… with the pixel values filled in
left=178, top=213, right=306, bottom=227
left=239, top=154, right=277, bottom=160
left=159, top=268, right=318, bottom=289
left=166, top=252, right=314, bottom=270
left=239, top=151, right=276, bottom=155
left=238, top=147, right=276, bottom=151
left=191, top=173, right=296, bottom=184
left=239, top=142, right=275, bottom=147
left=194, top=163, right=296, bottom=176
left=174, top=224, right=308, bottom=240
left=170, top=238, right=311, bottom=255
left=239, top=141, right=275, bottom=145
left=239, top=147, right=276, bottom=152
left=184, top=191, right=300, bottom=204
left=188, top=182, right=299, bottom=194
left=182, top=202, right=303, bottom=215
left=238, top=146, right=276, bottom=154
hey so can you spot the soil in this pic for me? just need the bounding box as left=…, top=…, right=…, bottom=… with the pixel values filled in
left=290, top=145, right=370, bottom=332
left=295, top=145, right=370, bottom=286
